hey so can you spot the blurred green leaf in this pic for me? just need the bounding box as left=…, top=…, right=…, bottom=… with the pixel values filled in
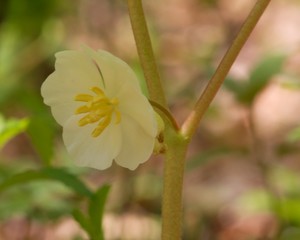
left=236, top=189, right=273, bottom=214
left=223, top=76, right=244, bottom=94
left=0, top=167, right=92, bottom=197
left=27, top=115, right=55, bottom=166
left=276, top=198, right=300, bottom=225
left=0, top=181, right=73, bottom=220
left=240, top=55, right=285, bottom=104
left=88, top=185, right=110, bottom=240
left=287, top=126, right=300, bottom=143
left=16, top=87, right=57, bottom=166
left=0, top=164, right=75, bottom=220
left=72, top=209, right=92, bottom=236
left=186, top=147, right=244, bottom=171
left=0, top=185, right=33, bottom=219
left=269, top=166, right=300, bottom=195
left=248, top=55, right=285, bottom=86
left=225, top=55, right=286, bottom=104
left=0, top=115, right=29, bottom=148
left=0, top=27, right=21, bottom=105
left=72, top=185, right=110, bottom=240
left=280, top=227, right=300, bottom=240
left=6, top=0, right=61, bottom=37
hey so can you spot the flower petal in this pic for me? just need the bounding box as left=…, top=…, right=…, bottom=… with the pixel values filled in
left=115, top=115, right=155, bottom=170
left=117, top=84, right=157, bottom=137
left=83, top=47, right=141, bottom=97
left=41, top=50, right=106, bottom=125
left=62, top=116, right=122, bottom=170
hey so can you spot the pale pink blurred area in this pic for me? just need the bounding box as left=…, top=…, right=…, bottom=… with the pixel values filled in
left=252, top=75, right=300, bottom=144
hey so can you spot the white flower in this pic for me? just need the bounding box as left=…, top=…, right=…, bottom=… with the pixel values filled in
left=41, top=47, right=157, bottom=170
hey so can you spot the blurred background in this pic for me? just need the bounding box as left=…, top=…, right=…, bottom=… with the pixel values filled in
left=1, top=0, right=300, bottom=239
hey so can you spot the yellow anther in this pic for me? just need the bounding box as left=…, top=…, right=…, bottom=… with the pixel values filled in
left=78, top=116, right=91, bottom=126
left=92, top=116, right=111, bottom=137
left=75, top=94, right=93, bottom=102
left=91, top=86, right=105, bottom=96
left=74, top=86, right=121, bottom=137
left=75, top=105, right=90, bottom=114
left=110, top=98, right=119, bottom=105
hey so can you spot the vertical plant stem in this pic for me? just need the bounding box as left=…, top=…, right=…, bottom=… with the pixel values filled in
left=127, top=0, right=271, bottom=240
left=126, top=1, right=187, bottom=238
left=182, top=0, right=272, bottom=139
left=126, top=0, right=167, bottom=108
left=162, top=129, right=188, bottom=240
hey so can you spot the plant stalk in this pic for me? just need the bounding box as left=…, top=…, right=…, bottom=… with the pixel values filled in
left=126, top=0, right=167, bottom=108
left=162, top=129, right=188, bottom=240
left=182, top=0, right=272, bottom=139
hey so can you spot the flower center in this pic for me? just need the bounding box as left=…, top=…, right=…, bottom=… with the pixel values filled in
left=74, top=86, right=121, bottom=137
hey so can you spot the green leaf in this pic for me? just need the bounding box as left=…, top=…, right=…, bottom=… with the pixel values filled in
left=287, top=126, right=300, bottom=143
left=0, top=115, right=29, bottom=148
left=238, top=55, right=285, bottom=104
left=88, top=185, right=110, bottom=240
left=71, top=185, right=110, bottom=240
left=223, top=77, right=244, bottom=94
left=16, top=87, right=57, bottom=166
left=186, top=147, right=244, bottom=171
left=0, top=167, right=92, bottom=197
left=276, top=198, right=300, bottom=225
left=224, top=55, right=286, bottom=105
left=27, top=115, right=55, bottom=166
left=0, top=180, right=74, bottom=221
left=72, top=209, right=92, bottom=236
left=280, top=227, right=300, bottom=240
left=6, top=0, right=61, bottom=37
left=237, top=189, right=273, bottom=213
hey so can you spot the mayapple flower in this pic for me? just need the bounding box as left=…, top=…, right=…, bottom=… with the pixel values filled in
left=41, top=47, right=157, bottom=170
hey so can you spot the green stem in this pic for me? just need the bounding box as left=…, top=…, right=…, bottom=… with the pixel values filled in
left=182, top=0, right=271, bottom=139
left=126, top=0, right=168, bottom=108
left=162, top=129, right=188, bottom=240
left=149, top=100, right=180, bottom=131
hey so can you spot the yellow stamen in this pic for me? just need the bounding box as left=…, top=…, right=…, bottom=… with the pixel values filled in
left=75, top=105, right=90, bottom=114
left=75, top=94, right=93, bottom=102
left=74, top=86, right=121, bottom=137
left=91, top=86, right=105, bottom=95
left=115, top=109, right=121, bottom=124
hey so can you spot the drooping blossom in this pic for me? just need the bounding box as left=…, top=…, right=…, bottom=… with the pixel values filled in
left=41, top=47, right=157, bottom=170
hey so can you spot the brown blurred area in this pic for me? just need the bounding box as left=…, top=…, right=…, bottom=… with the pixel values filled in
left=1, top=0, right=300, bottom=239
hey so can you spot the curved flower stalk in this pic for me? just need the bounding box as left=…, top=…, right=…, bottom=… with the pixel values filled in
left=41, top=47, right=157, bottom=170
